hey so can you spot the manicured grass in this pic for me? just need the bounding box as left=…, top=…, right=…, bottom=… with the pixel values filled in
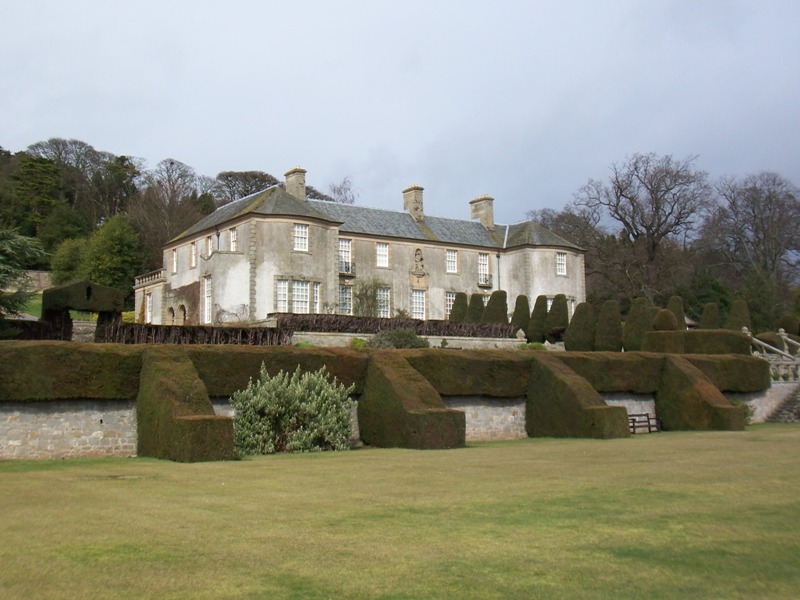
left=20, top=293, right=42, bottom=319
left=1, top=425, right=799, bottom=599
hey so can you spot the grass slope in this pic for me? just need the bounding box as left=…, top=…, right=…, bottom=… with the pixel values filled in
left=1, top=425, right=799, bottom=599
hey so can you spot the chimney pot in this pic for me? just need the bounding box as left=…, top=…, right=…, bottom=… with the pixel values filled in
left=470, top=195, right=495, bottom=230
left=403, top=184, right=424, bottom=222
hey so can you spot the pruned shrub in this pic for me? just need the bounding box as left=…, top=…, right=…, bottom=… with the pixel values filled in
left=466, top=293, right=485, bottom=323
left=544, top=294, right=569, bottom=343
left=595, top=299, right=622, bottom=352
left=510, top=295, right=530, bottom=335
left=653, top=308, right=679, bottom=331
left=776, top=314, right=800, bottom=336
left=481, top=290, right=508, bottom=324
left=230, top=365, right=355, bottom=455
left=349, top=337, right=368, bottom=349
left=525, top=295, right=549, bottom=343
left=367, top=328, right=430, bottom=349
left=449, top=292, right=468, bottom=322
left=564, top=302, right=595, bottom=351
left=725, top=299, right=752, bottom=332
left=623, top=297, right=653, bottom=351
left=698, top=302, right=720, bottom=329
left=666, top=296, right=686, bottom=330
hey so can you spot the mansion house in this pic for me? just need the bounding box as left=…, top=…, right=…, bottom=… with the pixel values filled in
left=134, top=167, right=585, bottom=325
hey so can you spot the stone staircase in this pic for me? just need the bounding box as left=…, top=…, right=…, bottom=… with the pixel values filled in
left=768, top=386, right=800, bottom=423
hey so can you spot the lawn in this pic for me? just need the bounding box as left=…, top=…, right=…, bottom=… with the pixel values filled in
left=20, top=292, right=42, bottom=319
left=1, top=425, right=799, bottom=599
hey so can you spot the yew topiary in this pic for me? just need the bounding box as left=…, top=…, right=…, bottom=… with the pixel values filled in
left=481, top=290, right=509, bottom=324
left=449, top=292, right=468, bottom=322
left=725, top=299, right=752, bottom=332
left=544, top=294, right=569, bottom=343
left=595, top=299, right=622, bottom=352
left=653, top=308, right=679, bottom=331
left=623, top=297, right=653, bottom=351
left=510, top=295, right=530, bottom=334
left=776, top=314, right=800, bottom=336
left=525, top=295, right=549, bottom=343
left=466, top=293, right=485, bottom=323
left=564, top=302, right=595, bottom=351
left=698, top=302, right=720, bottom=329
left=666, top=296, right=686, bottom=330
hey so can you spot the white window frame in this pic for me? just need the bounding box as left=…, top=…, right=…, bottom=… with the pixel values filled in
left=312, top=282, right=321, bottom=314
left=445, top=291, right=456, bottom=318
left=203, top=276, right=213, bottom=324
left=338, top=285, right=352, bottom=315
left=377, top=287, right=391, bottom=318
left=292, top=280, right=310, bottom=314
left=190, top=241, right=197, bottom=268
left=478, top=253, right=490, bottom=285
left=230, top=227, right=238, bottom=252
left=206, top=235, right=213, bottom=257
left=446, top=249, right=458, bottom=273
left=338, top=238, right=352, bottom=273
left=276, top=279, right=288, bottom=313
left=376, top=242, right=389, bottom=268
left=411, top=289, right=426, bottom=320
left=293, top=223, right=309, bottom=252
left=145, top=292, right=153, bottom=324
left=171, top=249, right=177, bottom=273
left=556, top=251, right=567, bottom=276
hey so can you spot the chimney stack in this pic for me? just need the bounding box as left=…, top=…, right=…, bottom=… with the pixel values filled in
left=285, top=166, right=307, bottom=201
left=470, top=195, right=495, bottom=230
left=403, top=184, right=424, bottom=222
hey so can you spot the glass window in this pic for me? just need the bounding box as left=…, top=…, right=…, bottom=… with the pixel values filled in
left=293, top=224, right=308, bottom=251
left=276, top=280, right=288, bottom=312
left=292, top=280, right=310, bottom=314
left=190, top=242, right=196, bottom=268
left=556, top=251, right=567, bottom=276
left=546, top=297, right=554, bottom=312
left=478, top=253, right=490, bottom=285
left=203, top=276, right=213, bottom=324
left=376, top=242, right=389, bottom=268
left=145, top=292, right=153, bottom=324
left=377, top=287, right=391, bottom=318
left=338, top=238, right=352, bottom=273
left=206, top=235, right=213, bottom=257
left=338, top=285, right=352, bottom=315
left=230, top=227, right=238, bottom=252
left=171, top=249, right=177, bottom=273
left=313, top=282, right=321, bottom=314
left=446, top=249, right=458, bottom=273
left=445, top=291, right=456, bottom=318
left=411, top=289, right=425, bottom=320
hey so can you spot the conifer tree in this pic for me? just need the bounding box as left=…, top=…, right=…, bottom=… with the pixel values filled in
left=595, top=299, right=623, bottom=351
left=564, top=302, right=595, bottom=351
left=449, top=292, right=468, bottom=322
left=544, top=294, right=569, bottom=343
left=725, top=298, right=752, bottom=332
left=653, top=308, right=678, bottom=331
left=481, top=290, right=508, bottom=324
left=525, top=295, right=549, bottom=343
left=466, top=293, right=485, bottom=323
left=623, top=297, right=653, bottom=351
left=666, top=296, right=686, bottom=330
left=510, top=295, right=530, bottom=334
left=698, top=302, right=720, bottom=329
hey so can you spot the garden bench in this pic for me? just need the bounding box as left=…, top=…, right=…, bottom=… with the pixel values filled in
left=628, top=413, right=660, bottom=434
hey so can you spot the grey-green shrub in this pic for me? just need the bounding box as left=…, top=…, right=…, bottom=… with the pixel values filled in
left=666, top=296, right=686, bottom=330
left=368, top=328, right=430, bottom=349
left=699, top=302, right=720, bottom=329
left=230, top=365, right=355, bottom=455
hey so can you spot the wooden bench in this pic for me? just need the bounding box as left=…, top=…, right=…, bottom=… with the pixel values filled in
left=628, top=413, right=660, bottom=434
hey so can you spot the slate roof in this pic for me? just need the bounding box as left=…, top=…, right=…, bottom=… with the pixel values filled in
left=170, top=186, right=583, bottom=251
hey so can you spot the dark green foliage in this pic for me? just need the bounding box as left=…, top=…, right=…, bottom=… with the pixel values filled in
left=525, top=295, right=549, bottom=343
left=50, top=238, right=88, bottom=285
left=230, top=365, right=355, bottom=455
left=666, top=296, right=686, bottom=330
left=642, top=330, right=752, bottom=355
left=82, top=216, right=145, bottom=298
left=481, top=290, right=508, bottom=324
left=684, top=354, right=771, bottom=392
left=509, top=295, right=530, bottom=334
left=698, top=303, right=720, bottom=329
left=466, top=293, right=485, bottom=323
left=544, top=294, right=569, bottom=343
left=595, top=299, right=622, bottom=352
left=623, top=297, right=653, bottom=351
left=449, top=292, right=468, bottom=322
left=776, top=314, right=799, bottom=335
left=564, top=302, right=595, bottom=351
left=653, top=308, right=679, bottom=331
left=367, top=328, right=430, bottom=349
left=0, top=229, right=46, bottom=330
left=725, top=299, right=752, bottom=332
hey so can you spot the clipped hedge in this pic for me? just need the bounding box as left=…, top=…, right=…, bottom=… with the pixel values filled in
left=510, top=295, right=530, bottom=334
left=642, top=330, right=752, bottom=355
left=653, top=308, right=679, bottom=331
left=564, top=302, right=595, bottom=351
left=698, top=302, right=720, bottom=329
left=666, top=296, right=686, bottom=330
left=595, top=299, right=622, bottom=352
left=544, top=294, right=569, bottom=343
left=466, top=293, right=485, bottom=323
left=481, top=290, right=508, bottom=324
left=623, top=298, right=653, bottom=352
left=526, top=295, right=549, bottom=344
left=449, top=292, right=468, bottom=322
left=725, top=299, right=752, bottom=331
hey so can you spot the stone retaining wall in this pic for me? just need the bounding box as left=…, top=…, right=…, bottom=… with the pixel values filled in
left=0, top=400, right=137, bottom=460
left=442, top=397, right=527, bottom=441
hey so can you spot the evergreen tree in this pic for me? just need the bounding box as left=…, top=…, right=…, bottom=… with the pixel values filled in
left=0, top=229, right=46, bottom=325
left=81, top=216, right=145, bottom=301
left=724, top=298, right=752, bottom=332
left=698, top=302, right=720, bottom=329
left=623, top=297, right=653, bottom=351
left=481, top=290, right=508, bottom=324
left=51, top=237, right=88, bottom=285
left=544, top=294, right=569, bottom=343
left=510, top=295, right=530, bottom=334
left=595, top=299, right=622, bottom=351
left=666, top=296, right=686, bottom=330
left=776, top=314, right=799, bottom=335
left=449, top=292, right=468, bottom=322
left=564, top=302, right=595, bottom=351
left=653, top=308, right=678, bottom=331
left=466, top=293, right=485, bottom=323
left=526, top=295, right=549, bottom=343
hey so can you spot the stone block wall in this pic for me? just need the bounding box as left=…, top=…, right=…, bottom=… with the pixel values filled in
left=442, top=397, right=527, bottom=442
left=0, top=400, right=137, bottom=459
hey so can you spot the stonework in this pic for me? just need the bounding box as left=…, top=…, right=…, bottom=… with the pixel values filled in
left=0, top=400, right=137, bottom=460
left=442, top=397, right=527, bottom=442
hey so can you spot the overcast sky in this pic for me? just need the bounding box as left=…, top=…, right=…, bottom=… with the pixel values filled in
left=2, top=1, right=798, bottom=225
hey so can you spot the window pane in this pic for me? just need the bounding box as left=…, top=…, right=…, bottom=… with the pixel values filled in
left=445, top=291, right=456, bottom=318
left=338, top=285, right=352, bottom=315
left=411, top=289, right=425, bottom=320
left=377, top=287, right=391, bottom=318
left=203, top=276, right=213, bottom=324
left=230, top=227, right=238, bottom=252
left=276, top=280, right=288, bottom=312
left=478, top=253, right=490, bottom=285
left=190, top=242, right=196, bottom=268
left=446, top=250, right=457, bottom=273
left=338, top=239, right=353, bottom=273
left=376, top=242, right=389, bottom=268
left=293, top=224, right=308, bottom=251
left=292, top=280, right=309, bottom=314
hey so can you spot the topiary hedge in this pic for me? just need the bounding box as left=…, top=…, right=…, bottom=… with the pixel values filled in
left=666, top=296, right=686, bottom=330
left=510, top=295, right=530, bottom=335
left=595, top=299, right=622, bottom=351
left=698, top=302, right=720, bottom=329
left=466, top=293, right=485, bottom=323
left=526, top=295, right=549, bottom=343
left=642, top=329, right=752, bottom=355
left=623, top=297, right=653, bottom=351
left=564, top=302, right=595, bottom=351
left=481, top=290, right=509, bottom=324
left=653, top=308, right=679, bottom=331
left=449, top=292, right=468, bottom=322
left=544, top=294, right=569, bottom=343
left=725, top=298, right=752, bottom=331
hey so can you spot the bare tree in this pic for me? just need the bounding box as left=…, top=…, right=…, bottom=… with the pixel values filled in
left=328, top=176, right=358, bottom=204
